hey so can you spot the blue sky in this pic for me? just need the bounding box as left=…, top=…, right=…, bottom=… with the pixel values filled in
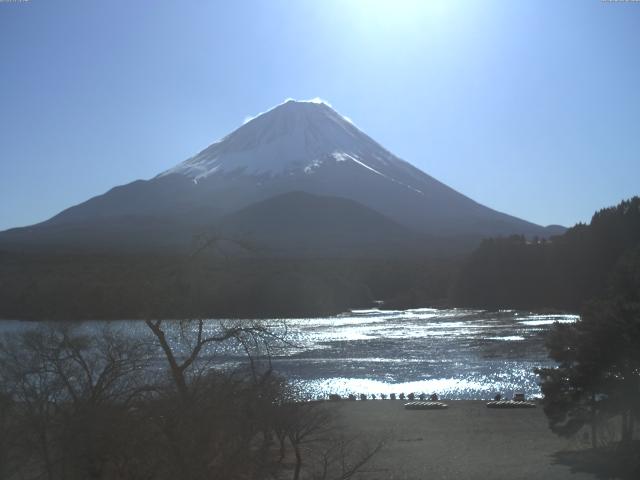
left=1, top=0, right=639, bottom=231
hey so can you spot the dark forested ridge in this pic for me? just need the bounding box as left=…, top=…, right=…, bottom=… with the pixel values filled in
left=1, top=197, right=637, bottom=320
left=451, top=197, right=640, bottom=311
left=0, top=250, right=457, bottom=320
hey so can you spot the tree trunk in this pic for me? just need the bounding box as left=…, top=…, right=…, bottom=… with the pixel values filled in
left=145, top=320, right=189, bottom=400
left=279, top=437, right=286, bottom=462
left=621, top=410, right=632, bottom=443
left=590, top=394, right=598, bottom=449
left=292, top=442, right=302, bottom=480
left=41, top=428, right=55, bottom=480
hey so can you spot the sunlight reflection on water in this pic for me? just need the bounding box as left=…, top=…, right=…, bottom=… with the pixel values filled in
left=264, top=308, right=579, bottom=400
left=0, top=308, right=578, bottom=400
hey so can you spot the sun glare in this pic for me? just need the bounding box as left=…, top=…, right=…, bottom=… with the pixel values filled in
left=348, top=0, right=453, bottom=30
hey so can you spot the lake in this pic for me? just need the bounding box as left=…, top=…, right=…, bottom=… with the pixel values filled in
left=0, top=308, right=578, bottom=400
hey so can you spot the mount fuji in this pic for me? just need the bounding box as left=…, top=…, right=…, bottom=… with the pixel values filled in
left=0, top=99, right=563, bottom=255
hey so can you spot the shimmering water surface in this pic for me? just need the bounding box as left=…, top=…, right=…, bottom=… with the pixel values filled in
left=263, top=309, right=578, bottom=399
left=0, top=308, right=578, bottom=400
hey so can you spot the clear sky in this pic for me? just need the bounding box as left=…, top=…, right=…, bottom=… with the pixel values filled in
left=1, top=0, right=639, bottom=231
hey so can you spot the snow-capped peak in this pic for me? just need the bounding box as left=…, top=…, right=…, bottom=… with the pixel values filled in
left=160, top=99, right=399, bottom=182
left=243, top=97, right=346, bottom=124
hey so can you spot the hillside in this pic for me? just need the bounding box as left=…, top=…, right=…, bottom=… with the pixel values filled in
left=0, top=100, right=561, bottom=255
left=451, top=197, right=640, bottom=310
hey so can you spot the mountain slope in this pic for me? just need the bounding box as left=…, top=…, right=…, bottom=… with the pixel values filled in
left=0, top=99, right=563, bottom=254
left=216, top=191, right=425, bottom=257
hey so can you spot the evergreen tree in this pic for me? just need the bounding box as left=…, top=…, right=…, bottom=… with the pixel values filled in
left=536, top=245, right=640, bottom=447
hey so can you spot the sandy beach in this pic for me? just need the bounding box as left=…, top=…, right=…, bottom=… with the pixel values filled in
left=328, top=400, right=597, bottom=480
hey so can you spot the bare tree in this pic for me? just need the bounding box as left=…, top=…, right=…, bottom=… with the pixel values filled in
left=0, top=391, right=15, bottom=480
left=311, top=434, right=385, bottom=480
left=0, top=325, right=155, bottom=480
left=143, top=318, right=286, bottom=400
left=268, top=394, right=387, bottom=480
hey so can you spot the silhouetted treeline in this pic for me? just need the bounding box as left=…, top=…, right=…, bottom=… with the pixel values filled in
left=451, top=197, right=640, bottom=310
left=0, top=250, right=458, bottom=320
left=0, top=320, right=383, bottom=479
left=534, top=243, right=640, bottom=478
left=6, top=197, right=636, bottom=320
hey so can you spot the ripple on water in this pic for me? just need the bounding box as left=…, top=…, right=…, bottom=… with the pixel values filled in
left=0, top=309, right=578, bottom=399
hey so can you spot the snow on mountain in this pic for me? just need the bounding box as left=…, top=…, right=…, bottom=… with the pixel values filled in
left=160, top=99, right=410, bottom=185
left=0, top=98, right=564, bottom=254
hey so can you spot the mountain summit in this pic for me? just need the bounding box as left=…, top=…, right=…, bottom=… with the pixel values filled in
left=0, top=99, right=563, bottom=254
left=161, top=99, right=382, bottom=179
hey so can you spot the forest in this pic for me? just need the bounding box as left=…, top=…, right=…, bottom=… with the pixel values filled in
left=534, top=220, right=640, bottom=478
left=0, top=197, right=638, bottom=320
left=451, top=197, right=640, bottom=311
left=0, top=252, right=456, bottom=320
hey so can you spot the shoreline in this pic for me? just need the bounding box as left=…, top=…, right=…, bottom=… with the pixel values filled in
left=0, top=306, right=580, bottom=322
left=328, top=400, right=596, bottom=479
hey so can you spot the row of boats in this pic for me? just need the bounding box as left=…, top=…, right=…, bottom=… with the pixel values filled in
left=325, top=392, right=537, bottom=409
